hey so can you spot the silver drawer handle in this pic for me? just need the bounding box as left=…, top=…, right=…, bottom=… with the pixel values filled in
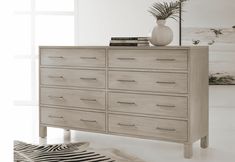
left=80, top=56, right=97, bottom=60
left=156, top=104, right=176, bottom=108
left=117, top=101, right=136, bottom=105
left=156, top=58, right=176, bottom=61
left=80, top=77, right=97, bottom=81
left=117, top=58, right=136, bottom=60
left=117, top=79, right=136, bottom=82
left=48, top=75, right=64, bottom=79
left=80, top=98, right=97, bottom=102
left=80, top=119, right=97, bottom=123
left=48, top=56, right=64, bottom=59
left=118, top=123, right=136, bottom=127
left=48, top=96, right=64, bottom=100
left=156, top=81, right=176, bottom=84
left=156, top=127, right=176, bottom=132
left=48, top=115, right=64, bottom=119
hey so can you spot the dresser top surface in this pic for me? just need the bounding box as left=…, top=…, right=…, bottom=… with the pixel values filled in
left=39, top=46, right=208, bottom=50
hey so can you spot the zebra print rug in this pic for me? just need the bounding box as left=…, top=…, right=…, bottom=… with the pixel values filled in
left=14, top=141, right=145, bottom=162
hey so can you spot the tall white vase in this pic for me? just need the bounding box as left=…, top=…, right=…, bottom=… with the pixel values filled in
left=150, top=20, right=173, bottom=46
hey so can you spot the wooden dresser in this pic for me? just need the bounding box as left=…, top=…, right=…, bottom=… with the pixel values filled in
left=39, top=46, right=209, bottom=158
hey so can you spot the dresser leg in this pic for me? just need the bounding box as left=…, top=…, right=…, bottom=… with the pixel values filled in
left=200, top=135, right=209, bottom=148
left=64, top=129, right=71, bottom=143
left=39, top=137, right=47, bottom=145
left=184, top=143, right=193, bottom=159
left=39, top=125, right=47, bottom=138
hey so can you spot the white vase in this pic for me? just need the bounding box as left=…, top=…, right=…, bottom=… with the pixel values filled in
left=150, top=20, right=173, bottom=46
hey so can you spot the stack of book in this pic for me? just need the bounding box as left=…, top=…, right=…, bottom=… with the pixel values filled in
left=109, top=37, right=150, bottom=46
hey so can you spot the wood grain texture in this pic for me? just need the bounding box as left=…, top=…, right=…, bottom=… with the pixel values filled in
left=40, top=48, right=106, bottom=67
left=108, top=92, right=188, bottom=118
left=108, top=49, right=188, bottom=70
left=40, top=68, right=106, bottom=88
left=108, top=70, right=188, bottom=93
left=41, top=107, right=106, bottom=132
left=39, top=125, right=47, bottom=138
left=184, top=143, right=192, bottom=158
left=200, top=135, right=209, bottom=148
left=108, top=114, right=187, bottom=141
left=188, top=47, right=209, bottom=143
left=41, top=87, right=105, bottom=110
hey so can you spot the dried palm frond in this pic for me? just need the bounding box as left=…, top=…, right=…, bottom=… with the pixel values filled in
left=149, top=0, right=188, bottom=21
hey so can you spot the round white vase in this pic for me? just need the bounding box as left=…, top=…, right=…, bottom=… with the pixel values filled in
left=150, top=20, right=173, bottom=46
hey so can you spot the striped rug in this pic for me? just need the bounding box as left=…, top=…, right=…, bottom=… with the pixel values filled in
left=14, top=141, right=145, bottom=162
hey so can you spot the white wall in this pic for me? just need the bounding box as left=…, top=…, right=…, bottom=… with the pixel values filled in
left=76, top=0, right=179, bottom=45
left=183, top=0, right=235, bottom=28
left=210, top=86, right=235, bottom=108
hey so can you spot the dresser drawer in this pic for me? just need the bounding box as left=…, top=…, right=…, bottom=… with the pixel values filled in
left=41, top=107, right=105, bottom=132
left=108, top=71, right=188, bottom=93
left=40, top=48, right=105, bottom=67
left=41, top=88, right=105, bottom=110
left=108, top=92, right=188, bottom=118
left=108, top=49, right=187, bottom=70
left=109, top=114, right=187, bottom=141
left=40, top=68, right=105, bottom=88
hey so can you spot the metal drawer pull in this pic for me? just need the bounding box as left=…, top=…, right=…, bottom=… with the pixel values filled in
left=48, top=115, right=64, bottom=119
left=156, top=81, right=176, bottom=84
left=80, top=77, right=97, bottom=81
left=156, top=58, right=176, bottom=61
left=117, top=101, right=136, bottom=105
left=80, top=56, right=97, bottom=60
left=117, top=79, right=136, bottom=82
left=80, top=98, right=97, bottom=102
left=48, top=96, right=64, bottom=100
left=48, top=56, right=64, bottom=59
left=118, top=123, right=136, bottom=127
left=48, top=75, right=64, bottom=79
left=156, top=127, right=176, bottom=132
left=156, top=104, right=176, bottom=108
left=117, top=58, right=136, bottom=60
left=80, top=119, right=97, bottom=123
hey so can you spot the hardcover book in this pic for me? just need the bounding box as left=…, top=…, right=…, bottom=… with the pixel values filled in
left=109, top=43, right=149, bottom=46
left=110, top=40, right=149, bottom=44
left=111, top=37, right=149, bottom=41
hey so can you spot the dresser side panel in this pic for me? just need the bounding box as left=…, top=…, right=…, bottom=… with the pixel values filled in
left=188, top=47, right=209, bottom=142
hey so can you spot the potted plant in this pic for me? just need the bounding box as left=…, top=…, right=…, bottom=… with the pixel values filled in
left=148, top=0, right=187, bottom=46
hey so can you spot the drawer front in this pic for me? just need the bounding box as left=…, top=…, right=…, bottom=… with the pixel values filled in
left=41, top=107, right=105, bottom=132
left=40, top=48, right=105, bottom=67
left=108, top=92, right=187, bottom=118
left=41, top=88, right=105, bottom=110
left=108, top=71, right=188, bottom=93
left=108, top=49, right=187, bottom=70
left=109, top=114, right=187, bottom=141
left=40, top=68, right=105, bottom=88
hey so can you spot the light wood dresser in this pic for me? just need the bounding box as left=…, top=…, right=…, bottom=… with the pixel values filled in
left=39, top=46, right=209, bottom=158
